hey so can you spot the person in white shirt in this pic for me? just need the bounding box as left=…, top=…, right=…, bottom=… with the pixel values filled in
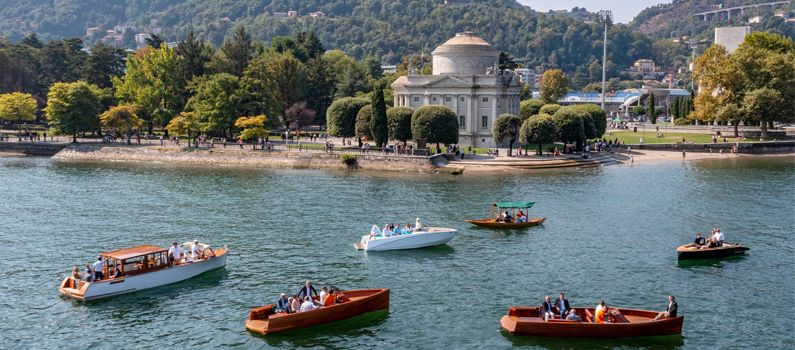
left=300, top=296, right=316, bottom=312
left=415, top=218, right=424, bottom=231
left=168, top=242, right=185, bottom=266
left=191, top=240, right=202, bottom=260
left=714, top=229, right=724, bottom=246
left=382, top=224, right=392, bottom=237
left=92, top=257, right=105, bottom=280
left=319, top=287, right=328, bottom=307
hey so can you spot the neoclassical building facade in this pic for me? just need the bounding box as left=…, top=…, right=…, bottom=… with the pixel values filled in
left=391, top=32, right=522, bottom=147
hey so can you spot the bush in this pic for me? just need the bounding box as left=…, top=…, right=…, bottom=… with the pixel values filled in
left=570, top=104, right=607, bottom=138
left=520, top=100, right=545, bottom=120
left=539, top=104, right=562, bottom=115
left=632, top=106, right=647, bottom=116
left=339, top=154, right=357, bottom=167
left=326, top=97, right=370, bottom=138
left=387, top=106, right=414, bottom=143
left=674, top=117, right=694, bottom=126
left=355, top=105, right=373, bottom=139
left=411, top=105, right=459, bottom=145
left=552, top=107, right=586, bottom=147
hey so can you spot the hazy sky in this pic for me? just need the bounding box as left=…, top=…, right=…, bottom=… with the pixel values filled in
left=517, top=0, right=671, bottom=23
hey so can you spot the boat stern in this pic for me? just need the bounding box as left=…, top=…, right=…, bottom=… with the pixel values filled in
left=59, top=276, right=88, bottom=300
left=500, top=315, right=518, bottom=333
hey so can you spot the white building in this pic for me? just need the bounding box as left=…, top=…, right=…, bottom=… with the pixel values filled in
left=391, top=32, right=522, bottom=147
left=714, top=26, right=752, bottom=53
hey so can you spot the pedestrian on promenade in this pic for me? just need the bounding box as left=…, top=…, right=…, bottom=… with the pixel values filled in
left=682, top=150, right=686, bottom=160
left=238, top=138, right=244, bottom=149
left=160, top=135, right=163, bottom=146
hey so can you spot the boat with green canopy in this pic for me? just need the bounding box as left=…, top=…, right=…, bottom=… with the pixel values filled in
left=464, top=202, right=546, bottom=228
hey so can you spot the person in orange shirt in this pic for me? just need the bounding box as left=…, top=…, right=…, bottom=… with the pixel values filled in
left=595, top=307, right=607, bottom=323
left=323, top=290, right=336, bottom=306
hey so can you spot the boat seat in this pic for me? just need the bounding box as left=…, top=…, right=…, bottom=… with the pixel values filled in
left=584, top=309, right=595, bottom=323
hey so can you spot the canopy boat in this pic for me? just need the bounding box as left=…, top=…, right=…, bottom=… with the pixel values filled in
left=246, top=289, right=390, bottom=334
left=59, top=242, right=228, bottom=301
left=676, top=242, right=749, bottom=261
left=464, top=202, right=546, bottom=228
left=500, top=306, right=683, bottom=338
left=354, top=227, right=457, bottom=251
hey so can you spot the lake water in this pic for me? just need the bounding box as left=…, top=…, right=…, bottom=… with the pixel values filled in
left=1, top=155, right=793, bottom=349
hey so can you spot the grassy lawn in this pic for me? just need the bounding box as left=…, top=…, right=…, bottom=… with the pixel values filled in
left=602, top=130, right=759, bottom=144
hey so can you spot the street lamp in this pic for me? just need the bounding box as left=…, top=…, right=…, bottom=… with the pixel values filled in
left=598, top=10, right=613, bottom=113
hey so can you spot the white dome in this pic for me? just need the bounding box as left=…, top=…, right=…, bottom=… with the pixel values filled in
left=431, top=32, right=499, bottom=75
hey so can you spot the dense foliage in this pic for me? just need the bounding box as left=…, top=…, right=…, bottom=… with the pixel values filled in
left=411, top=105, right=458, bottom=145
left=386, top=106, right=413, bottom=144
left=519, top=113, right=556, bottom=155
left=491, top=113, right=522, bottom=155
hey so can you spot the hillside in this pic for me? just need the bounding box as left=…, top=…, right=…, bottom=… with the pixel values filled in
left=0, top=0, right=654, bottom=88
left=629, top=0, right=794, bottom=43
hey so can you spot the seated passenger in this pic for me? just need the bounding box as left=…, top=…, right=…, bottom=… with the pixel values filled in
left=595, top=306, right=607, bottom=323
left=300, top=296, right=316, bottom=312
left=694, top=233, right=706, bottom=248
left=405, top=223, right=412, bottom=234
left=335, top=290, right=350, bottom=304
left=319, top=286, right=328, bottom=305
left=276, top=293, right=290, bottom=314
left=393, top=225, right=402, bottom=235
left=112, top=266, right=121, bottom=278
left=566, top=310, right=581, bottom=321
left=369, top=225, right=381, bottom=239
left=324, top=290, right=336, bottom=306
left=290, top=294, right=301, bottom=312
left=382, top=224, right=392, bottom=237
left=71, top=266, right=80, bottom=280
left=415, top=218, right=425, bottom=231
left=83, top=264, right=94, bottom=282
left=502, top=209, right=513, bottom=222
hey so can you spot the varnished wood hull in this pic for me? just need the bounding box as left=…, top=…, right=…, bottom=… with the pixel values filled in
left=246, top=289, right=390, bottom=335
left=464, top=217, right=546, bottom=228
left=676, top=243, right=749, bottom=261
left=501, top=307, right=683, bottom=339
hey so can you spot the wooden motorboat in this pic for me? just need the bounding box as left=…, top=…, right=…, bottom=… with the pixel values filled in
left=355, top=228, right=457, bottom=251
left=464, top=202, right=546, bottom=228
left=500, top=306, right=683, bottom=338
left=246, top=289, right=390, bottom=334
left=677, top=242, right=749, bottom=261
left=59, top=242, right=228, bottom=301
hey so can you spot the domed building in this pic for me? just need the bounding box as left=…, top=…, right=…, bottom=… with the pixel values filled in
left=391, top=32, right=522, bottom=147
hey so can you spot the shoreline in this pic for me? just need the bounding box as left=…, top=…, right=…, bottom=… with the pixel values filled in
left=1, top=143, right=792, bottom=175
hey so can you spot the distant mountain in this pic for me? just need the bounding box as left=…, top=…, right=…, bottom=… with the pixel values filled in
left=0, top=0, right=656, bottom=89
left=629, top=0, right=794, bottom=43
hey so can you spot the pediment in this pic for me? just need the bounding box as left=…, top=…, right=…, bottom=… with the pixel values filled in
left=421, top=75, right=473, bottom=88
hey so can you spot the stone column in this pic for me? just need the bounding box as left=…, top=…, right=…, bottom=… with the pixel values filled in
left=491, top=94, right=498, bottom=130
left=394, top=94, right=399, bottom=107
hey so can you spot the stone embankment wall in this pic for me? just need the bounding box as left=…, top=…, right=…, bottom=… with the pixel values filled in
left=632, top=141, right=795, bottom=154
left=53, top=144, right=440, bottom=172
left=0, top=142, right=67, bottom=156
left=618, top=125, right=788, bottom=138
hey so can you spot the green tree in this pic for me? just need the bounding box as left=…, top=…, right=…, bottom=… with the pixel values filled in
left=166, top=111, right=204, bottom=145
left=145, top=34, right=165, bottom=49
left=100, top=105, right=142, bottom=143
left=370, top=85, right=388, bottom=147
left=743, top=88, right=782, bottom=139
left=520, top=99, right=545, bottom=120
left=327, top=97, right=369, bottom=143
left=520, top=113, right=556, bottom=155
left=411, top=105, right=458, bottom=145
left=499, top=51, right=518, bottom=70
left=552, top=107, right=585, bottom=150
left=304, top=56, right=336, bottom=124
left=632, top=106, right=647, bottom=117
left=492, top=113, right=522, bottom=155
left=81, top=43, right=126, bottom=89
left=19, top=33, right=43, bottom=49
left=38, top=38, right=87, bottom=90
left=539, top=104, right=562, bottom=115
left=539, top=69, right=569, bottom=104
left=387, top=106, right=413, bottom=145
left=0, top=92, right=37, bottom=130
left=716, top=103, right=744, bottom=137
left=355, top=105, right=373, bottom=140
left=45, top=81, right=101, bottom=142
left=648, top=92, right=656, bottom=124
left=267, top=55, right=307, bottom=117
left=216, top=27, right=253, bottom=76
left=186, top=73, right=251, bottom=135
left=569, top=104, right=607, bottom=138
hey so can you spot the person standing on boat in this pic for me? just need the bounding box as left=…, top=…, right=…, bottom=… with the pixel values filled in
left=191, top=240, right=202, bottom=260
left=169, top=242, right=185, bottom=266
left=298, top=281, right=319, bottom=306
left=653, top=295, right=678, bottom=320
left=541, top=296, right=555, bottom=321
left=92, top=257, right=104, bottom=280
left=555, top=293, right=571, bottom=319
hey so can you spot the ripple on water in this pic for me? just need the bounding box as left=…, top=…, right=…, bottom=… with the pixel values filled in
left=0, top=155, right=792, bottom=349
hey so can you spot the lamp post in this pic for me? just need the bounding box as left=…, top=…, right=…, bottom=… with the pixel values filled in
left=598, top=10, right=612, bottom=112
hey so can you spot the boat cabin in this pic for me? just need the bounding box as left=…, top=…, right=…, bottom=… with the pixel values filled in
left=491, top=202, right=535, bottom=222
left=100, top=245, right=169, bottom=277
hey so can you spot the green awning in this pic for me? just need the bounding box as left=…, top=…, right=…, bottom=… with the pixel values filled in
left=495, top=202, right=536, bottom=208
left=612, top=118, right=623, bottom=122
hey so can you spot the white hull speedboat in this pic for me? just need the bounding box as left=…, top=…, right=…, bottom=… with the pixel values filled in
left=355, top=228, right=457, bottom=251
left=60, top=244, right=228, bottom=301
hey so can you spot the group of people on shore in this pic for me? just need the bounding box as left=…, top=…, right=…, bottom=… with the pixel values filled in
left=274, top=281, right=351, bottom=314
left=694, top=228, right=725, bottom=249
left=538, top=294, right=677, bottom=323
left=369, top=218, right=426, bottom=239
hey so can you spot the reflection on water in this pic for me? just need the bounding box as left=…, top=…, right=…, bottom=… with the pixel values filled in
left=503, top=330, right=686, bottom=349
left=676, top=254, right=748, bottom=269
left=259, top=309, right=390, bottom=349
